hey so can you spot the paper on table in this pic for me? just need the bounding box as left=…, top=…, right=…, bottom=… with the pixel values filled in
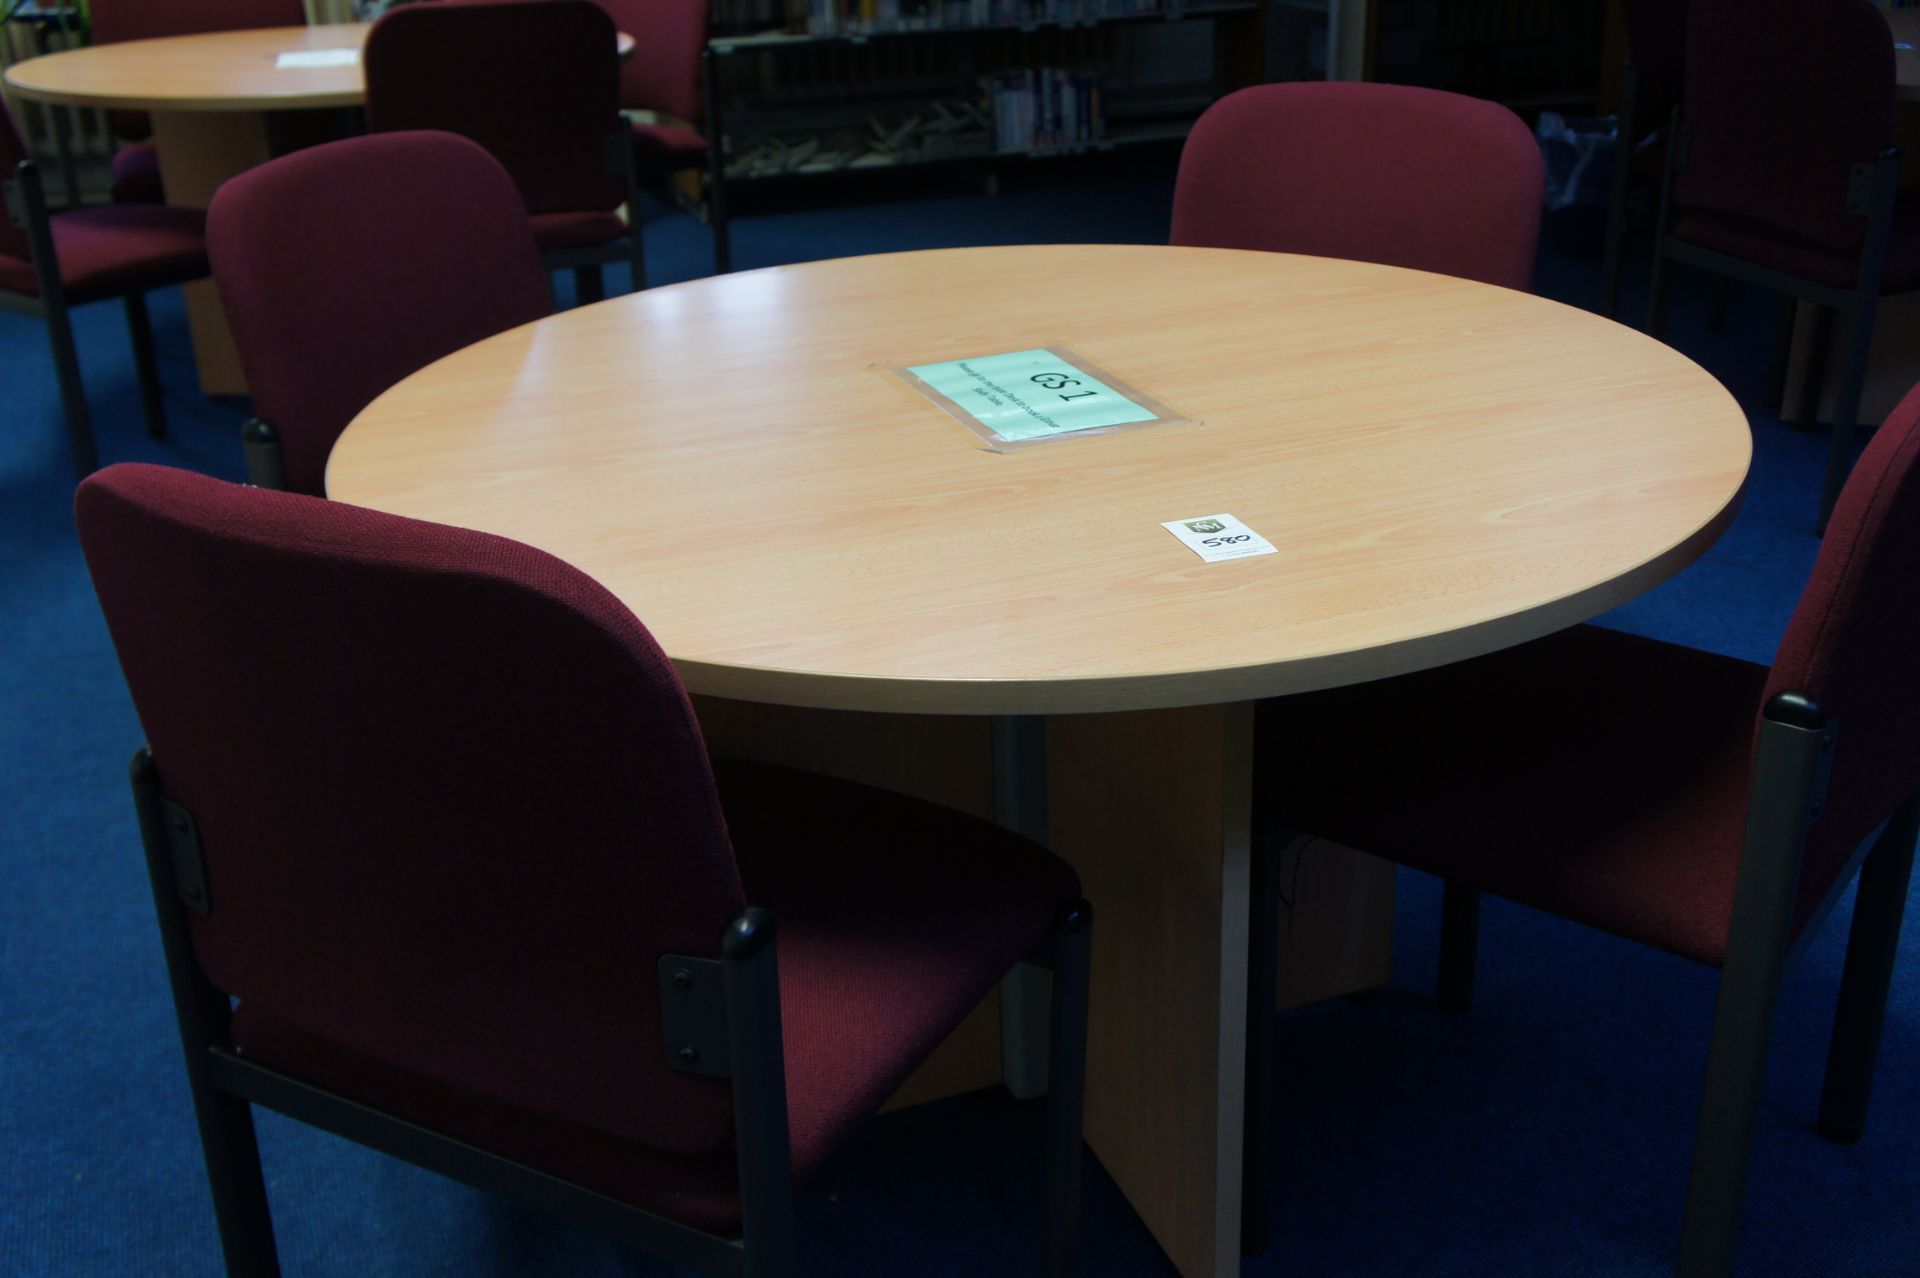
left=906, top=347, right=1157, bottom=442
left=1161, top=513, right=1278, bottom=563
left=275, top=49, right=360, bottom=69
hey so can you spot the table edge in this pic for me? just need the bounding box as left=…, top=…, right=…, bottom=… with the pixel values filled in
left=669, top=469, right=1749, bottom=716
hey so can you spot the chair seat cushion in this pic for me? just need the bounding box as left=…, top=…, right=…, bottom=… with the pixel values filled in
left=230, top=758, right=1080, bottom=1234
left=1671, top=197, right=1920, bottom=293
left=631, top=120, right=707, bottom=176
left=0, top=203, right=207, bottom=302
left=1256, top=624, right=1770, bottom=967
left=111, top=141, right=164, bottom=204
left=529, top=209, right=630, bottom=252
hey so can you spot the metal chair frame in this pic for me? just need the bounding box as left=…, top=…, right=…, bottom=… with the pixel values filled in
left=701, top=44, right=733, bottom=275
left=1, top=158, right=183, bottom=477
left=131, top=747, right=1092, bottom=1278
left=1242, top=693, right=1918, bottom=1277
left=540, top=126, right=652, bottom=303
left=1601, top=57, right=1650, bottom=320
left=1646, top=110, right=1906, bottom=533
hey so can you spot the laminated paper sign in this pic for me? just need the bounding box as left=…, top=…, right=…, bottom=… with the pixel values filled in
left=897, top=346, right=1186, bottom=450
left=275, top=50, right=360, bottom=68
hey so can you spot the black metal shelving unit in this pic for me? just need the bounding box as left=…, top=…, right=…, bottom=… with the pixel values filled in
left=700, top=1, right=1265, bottom=269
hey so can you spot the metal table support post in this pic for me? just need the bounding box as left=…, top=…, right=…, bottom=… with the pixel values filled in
left=994, top=714, right=1052, bottom=1099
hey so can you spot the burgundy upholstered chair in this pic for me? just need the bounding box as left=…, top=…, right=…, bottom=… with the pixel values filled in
left=1648, top=0, right=1915, bottom=531
left=0, top=103, right=208, bottom=477
left=77, top=461, right=1091, bottom=1278
left=1251, top=379, right=1920, bottom=1276
left=1600, top=0, right=1691, bottom=318
left=593, top=0, right=729, bottom=273
left=364, top=0, right=647, bottom=300
left=1171, top=82, right=1544, bottom=292
left=207, top=131, right=552, bottom=496
left=87, top=0, right=310, bottom=204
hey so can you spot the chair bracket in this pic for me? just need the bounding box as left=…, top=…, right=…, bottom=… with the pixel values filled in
left=658, top=955, right=731, bottom=1078
left=1808, top=724, right=1837, bottom=824
left=2, top=175, right=22, bottom=230
left=1847, top=163, right=1875, bottom=217
left=162, top=798, right=212, bottom=914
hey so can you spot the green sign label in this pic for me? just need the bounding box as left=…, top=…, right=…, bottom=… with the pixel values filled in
left=906, top=348, right=1160, bottom=443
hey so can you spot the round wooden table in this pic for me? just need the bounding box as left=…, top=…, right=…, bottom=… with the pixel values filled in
left=329, top=244, right=1752, bottom=1278
left=333, top=243, right=1748, bottom=713
left=6, top=26, right=370, bottom=393
left=1, top=22, right=636, bottom=110
left=3, top=23, right=634, bottom=393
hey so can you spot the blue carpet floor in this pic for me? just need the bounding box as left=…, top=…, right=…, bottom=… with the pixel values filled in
left=2, top=165, right=1914, bottom=1276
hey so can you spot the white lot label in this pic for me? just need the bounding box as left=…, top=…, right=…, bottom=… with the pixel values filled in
left=276, top=50, right=359, bottom=68
left=1161, top=513, right=1277, bottom=563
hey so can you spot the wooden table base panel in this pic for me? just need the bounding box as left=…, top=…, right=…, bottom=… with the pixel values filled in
left=1049, top=703, right=1254, bottom=1278
left=151, top=109, right=273, bottom=396
left=691, top=695, right=1397, bottom=1277
left=698, top=690, right=1266, bottom=1276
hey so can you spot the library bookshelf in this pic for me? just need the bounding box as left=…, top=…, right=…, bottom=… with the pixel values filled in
left=698, top=0, right=1269, bottom=266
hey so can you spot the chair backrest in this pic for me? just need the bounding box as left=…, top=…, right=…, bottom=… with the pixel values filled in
left=76, top=462, right=748, bottom=1161
left=1675, top=0, right=1896, bottom=254
left=1620, top=0, right=1690, bottom=128
left=593, top=0, right=709, bottom=125
left=1170, top=82, right=1545, bottom=292
left=364, top=0, right=626, bottom=215
left=1767, top=380, right=1920, bottom=922
left=206, top=130, right=552, bottom=497
left=88, top=0, right=310, bottom=43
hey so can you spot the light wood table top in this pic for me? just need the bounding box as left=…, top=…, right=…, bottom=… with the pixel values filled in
left=2, top=25, right=368, bottom=111
left=330, top=243, right=1751, bottom=717
left=1, top=22, right=636, bottom=111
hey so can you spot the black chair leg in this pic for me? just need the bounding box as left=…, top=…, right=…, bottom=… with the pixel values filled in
left=1765, top=295, right=1798, bottom=412
left=1677, top=962, right=1786, bottom=1278
left=573, top=265, right=605, bottom=306
left=710, top=204, right=731, bottom=276
left=1437, top=880, right=1480, bottom=1014
left=1644, top=110, right=1682, bottom=340
left=726, top=911, right=796, bottom=1278
left=1817, top=299, right=1878, bottom=535
left=1599, top=62, right=1639, bottom=321
left=1042, top=901, right=1092, bottom=1278
left=1241, top=825, right=1285, bottom=1257
left=133, top=754, right=281, bottom=1275
left=1818, top=792, right=1920, bottom=1143
left=702, top=47, right=733, bottom=277
left=189, top=1085, right=283, bottom=1278
left=41, top=300, right=98, bottom=477
left=1706, top=276, right=1730, bottom=333
left=1645, top=252, right=1673, bottom=340
left=628, top=232, right=647, bottom=293
left=125, top=291, right=168, bottom=440
left=1674, top=701, right=1825, bottom=1278
left=1796, top=305, right=1833, bottom=431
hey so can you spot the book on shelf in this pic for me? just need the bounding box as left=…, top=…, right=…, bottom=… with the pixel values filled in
left=802, top=0, right=1172, bottom=37
left=987, top=68, right=1104, bottom=152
